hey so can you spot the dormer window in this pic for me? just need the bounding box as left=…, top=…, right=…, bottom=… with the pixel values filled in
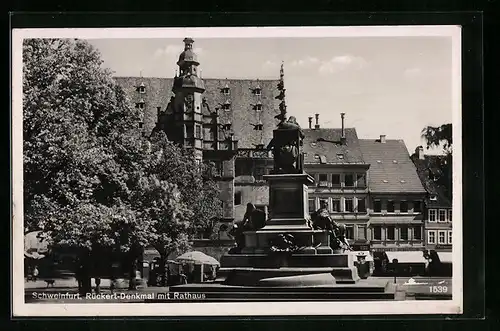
left=135, top=99, right=145, bottom=109
left=336, top=153, right=344, bottom=160
left=254, top=103, right=263, bottom=111
left=137, top=83, right=146, bottom=94
left=252, top=87, right=262, bottom=96
left=221, top=85, right=230, bottom=95
left=222, top=100, right=231, bottom=111
left=430, top=195, right=438, bottom=201
left=223, top=122, right=232, bottom=131
left=253, top=124, right=263, bottom=131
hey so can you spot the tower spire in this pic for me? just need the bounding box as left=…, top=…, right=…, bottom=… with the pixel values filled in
left=275, top=61, right=287, bottom=123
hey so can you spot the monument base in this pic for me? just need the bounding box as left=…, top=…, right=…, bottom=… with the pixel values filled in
left=218, top=251, right=360, bottom=286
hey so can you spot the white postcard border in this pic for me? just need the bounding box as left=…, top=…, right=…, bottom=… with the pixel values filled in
left=11, top=25, right=463, bottom=317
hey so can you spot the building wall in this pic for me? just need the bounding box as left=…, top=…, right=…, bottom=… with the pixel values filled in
left=305, top=164, right=370, bottom=244
left=367, top=194, right=425, bottom=252
left=425, top=206, right=452, bottom=251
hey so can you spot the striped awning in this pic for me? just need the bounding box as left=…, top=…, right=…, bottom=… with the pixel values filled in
left=438, top=252, right=453, bottom=263
left=385, top=251, right=427, bottom=264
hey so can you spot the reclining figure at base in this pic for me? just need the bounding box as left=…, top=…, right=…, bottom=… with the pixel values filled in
left=311, top=200, right=352, bottom=251
left=229, top=203, right=266, bottom=253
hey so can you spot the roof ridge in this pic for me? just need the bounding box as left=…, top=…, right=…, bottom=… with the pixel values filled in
left=114, top=76, right=279, bottom=81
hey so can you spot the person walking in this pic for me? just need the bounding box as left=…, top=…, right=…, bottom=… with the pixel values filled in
left=32, top=266, right=39, bottom=282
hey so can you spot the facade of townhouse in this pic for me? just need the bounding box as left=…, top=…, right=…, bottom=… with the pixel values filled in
left=358, top=138, right=427, bottom=253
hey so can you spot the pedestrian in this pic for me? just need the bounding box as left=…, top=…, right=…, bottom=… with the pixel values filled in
left=32, top=266, right=39, bottom=282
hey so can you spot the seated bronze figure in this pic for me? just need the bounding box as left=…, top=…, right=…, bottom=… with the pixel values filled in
left=311, top=201, right=352, bottom=251
left=229, top=203, right=266, bottom=253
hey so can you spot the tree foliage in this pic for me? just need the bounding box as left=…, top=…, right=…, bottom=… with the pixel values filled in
left=421, top=123, right=452, bottom=154
left=23, top=39, right=223, bottom=287
left=23, top=38, right=144, bottom=252
left=421, top=123, right=452, bottom=200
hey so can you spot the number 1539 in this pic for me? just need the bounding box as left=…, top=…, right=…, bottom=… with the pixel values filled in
left=429, top=285, right=448, bottom=293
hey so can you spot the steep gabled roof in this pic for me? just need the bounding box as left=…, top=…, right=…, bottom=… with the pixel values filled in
left=302, top=128, right=365, bottom=165
left=359, top=139, right=426, bottom=194
left=412, top=155, right=452, bottom=207
left=114, top=76, right=280, bottom=149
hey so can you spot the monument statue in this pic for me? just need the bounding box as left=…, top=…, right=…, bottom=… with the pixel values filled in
left=267, top=116, right=305, bottom=174
left=229, top=203, right=266, bottom=253
left=311, top=200, right=352, bottom=251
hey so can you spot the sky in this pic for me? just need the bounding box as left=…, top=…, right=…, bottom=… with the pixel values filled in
left=88, top=36, right=454, bottom=155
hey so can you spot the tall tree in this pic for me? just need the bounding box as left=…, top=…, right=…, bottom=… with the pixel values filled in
left=421, top=124, right=452, bottom=199
left=23, top=38, right=145, bottom=293
left=131, top=132, right=222, bottom=285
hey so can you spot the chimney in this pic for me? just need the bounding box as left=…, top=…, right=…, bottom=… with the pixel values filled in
left=340, top=113, right=347, bottom=145
left=308, top=116, right=313, bottom=129
left=314, top=113, right=320, bottom=129
left=416, top=146, right=425, bottom=160
left=380, top=135, right=386, bottom=143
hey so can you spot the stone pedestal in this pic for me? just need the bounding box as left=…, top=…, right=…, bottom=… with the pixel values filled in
left=217, top=173, right=360, bottom=287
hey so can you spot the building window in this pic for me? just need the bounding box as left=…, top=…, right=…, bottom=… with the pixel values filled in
left=332, top=199, right=341, bottom=212
left=400, top=226, right=408, bottom=240
left=235, top=159, right=251, bottom=177
left=344, top=174, right=354, bottom=187
left=356, top=198, right=366, bottom=213
left=399, top=201, right=408, bottom=213
left=413, top=201, right=422, bottom=213
left=373, top=226, right=382, bottom=240
left=439, top=209, right=447, bottom=222
left=186, top=125, right=194, bottom=139
left=135, top=102, right=145, bottom=109
left=234, top=192, right=242, bottom=205
left=448, top=230, right=452, bottom=244
left=138, top=122, right=144, bottom=129
left=428, top=231, right=436, bottom=244
left=413, top=226, right=422, bottom=240
left=344, top=198, right=354, bottom=213
left=373, top=200, right=381, bottom=212
left=318, top=174, right=328, bottom=187
left=254, top=166, right=265, bottom=181
left=345, top=225, right=354, bottom=240
left=387, top=200, right=395, bottom=213
left=438, top=230, right=446, bottom=244
left=308, top=198, right=316, bottom=213
left=448, top=209, right=452, bottom=222
left=429, top=209, right=437, bottom=222
left=356, top=174, right=366, bottom=188
left=387, top=226, right=395, bottom=240
left=357, top=225, right=367, bottom=240
left=331, top=174, right=341, bottom=187
left=195, top=125, right=202, bottom=139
